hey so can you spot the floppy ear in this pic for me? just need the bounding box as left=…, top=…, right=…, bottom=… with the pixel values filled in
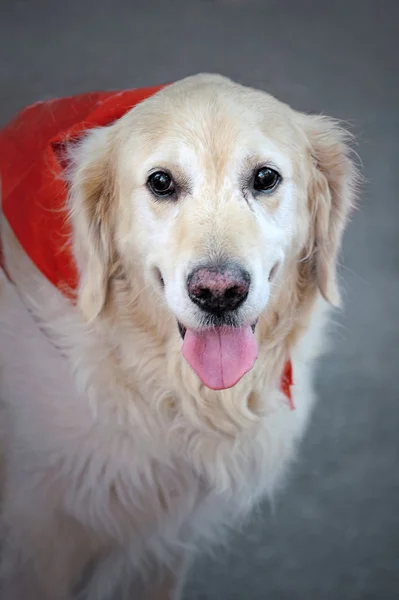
left=68, top=128, right=117, bottom=321
left=304, top=116, right=358, bottom=306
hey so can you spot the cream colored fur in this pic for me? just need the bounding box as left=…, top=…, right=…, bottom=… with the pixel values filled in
left=0, top=74, right=357, bottom=599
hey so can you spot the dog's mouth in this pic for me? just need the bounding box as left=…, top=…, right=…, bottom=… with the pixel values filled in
left=177, top=320, right=259, bottom=391
left=178, top=320, right=257, bottom=339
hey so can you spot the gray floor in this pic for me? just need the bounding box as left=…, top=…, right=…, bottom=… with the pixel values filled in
left=1, top=1, right=398, bottom=598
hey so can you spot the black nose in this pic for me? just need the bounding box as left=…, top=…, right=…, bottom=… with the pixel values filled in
left=187, top=263, right=250, bottom=314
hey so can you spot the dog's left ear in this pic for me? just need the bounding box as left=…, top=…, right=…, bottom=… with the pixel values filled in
left=303, top=115, right=358, bottom=306
left=68, top=128, right=117, bottom=321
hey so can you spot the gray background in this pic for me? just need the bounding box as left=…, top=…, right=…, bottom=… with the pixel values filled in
left=1, top=0, right=398, bottom=598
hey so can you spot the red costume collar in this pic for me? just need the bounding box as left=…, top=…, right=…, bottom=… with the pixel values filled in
left=281, top=359, right=294, bottom=409
left=0, top=86, right=293, bottom=407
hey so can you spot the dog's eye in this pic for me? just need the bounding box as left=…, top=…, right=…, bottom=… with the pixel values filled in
left=147, top=171, right=175, bottom=198
left=253, top=167, right=281, bottom=193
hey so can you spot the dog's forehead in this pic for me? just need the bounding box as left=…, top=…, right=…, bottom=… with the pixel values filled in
left=138, top=109, right=296, bottom=178
left=143, top=133, right=293, bottom=179
left=121, top=82, right=302, bottom=180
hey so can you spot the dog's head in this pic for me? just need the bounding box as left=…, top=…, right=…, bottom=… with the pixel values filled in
left=69, top=74, right=357, bottom=391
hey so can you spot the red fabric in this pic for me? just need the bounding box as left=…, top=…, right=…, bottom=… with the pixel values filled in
left=0, top=85, right=167, bottom=296
left=0, top=84, right=294, bottom=403
left=281, top=359, right=294, bottom=409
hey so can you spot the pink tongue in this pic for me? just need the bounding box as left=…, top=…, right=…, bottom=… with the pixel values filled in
left=182, top=326, right=258, bottom=390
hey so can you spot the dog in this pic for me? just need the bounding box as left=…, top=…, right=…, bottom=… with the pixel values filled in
left=0, top=74, right=357, bottom=599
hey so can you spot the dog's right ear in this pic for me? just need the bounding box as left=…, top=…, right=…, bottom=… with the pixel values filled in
left=68, top=128, right=117, bottom=322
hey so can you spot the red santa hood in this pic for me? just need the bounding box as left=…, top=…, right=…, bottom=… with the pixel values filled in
left=0, top=85, right=167, bottom=295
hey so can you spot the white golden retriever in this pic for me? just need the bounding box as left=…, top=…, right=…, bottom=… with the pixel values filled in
left=0, top=74, right=357, bottom=599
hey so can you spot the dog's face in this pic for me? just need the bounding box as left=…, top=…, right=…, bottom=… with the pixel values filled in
left=133, top=109, right=295, bottom=331
left=70, top=75, right=356, bottom=390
